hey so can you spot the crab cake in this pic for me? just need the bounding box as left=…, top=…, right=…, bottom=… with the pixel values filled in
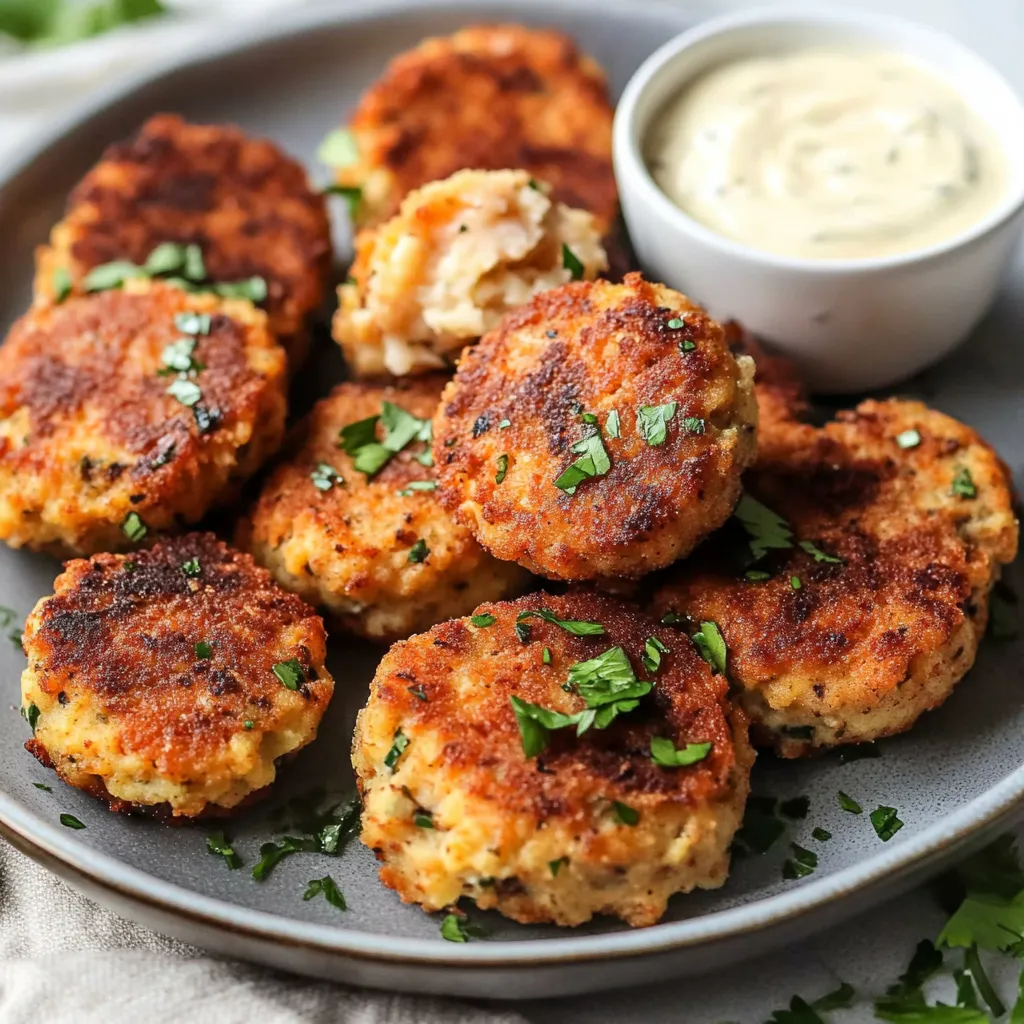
left=240, top=377, right=530, bottom=642
left=433, top=273, right=758, bottom=581
left=330, top=24, right=617, bottom=233
left=353, top=591, right=753, bottom=928
left=652, top=399, right=1018, bottom=758
left=333, top=169, right=607, bottom=377
left=0, top=279, right=287, bottom=557
left=21, top=534, right=333, bottom=818
left=34, top=114, right=332, bottom=364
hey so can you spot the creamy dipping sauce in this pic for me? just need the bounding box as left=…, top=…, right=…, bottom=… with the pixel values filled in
left=646, top=47, right=1009, bottom=259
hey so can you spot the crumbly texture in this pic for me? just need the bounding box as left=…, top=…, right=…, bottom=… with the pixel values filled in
left=240, top=377, right=530, bottom=642
left=0, top=279, right=287, bottom=557
left=652, top=399, right=1019, bottom=757
left=432, top=274, right=758, bottom=581
left=333, top=169, right=607, bottom=377
left=353, top=591, right=753, bottom=927
left=21, top=534, right=333, bottom=818
left=332, top=24, right=618, bottom=233
left=33, top=114, right=332, bottom=364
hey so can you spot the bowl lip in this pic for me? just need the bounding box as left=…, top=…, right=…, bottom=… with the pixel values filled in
left=613, top=4, right=1024, bottom=276
left=1, top=0, right=1023, bottom=974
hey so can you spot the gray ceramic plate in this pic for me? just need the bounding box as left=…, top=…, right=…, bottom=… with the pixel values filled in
left=0, top=0, right=1022, bottom=1001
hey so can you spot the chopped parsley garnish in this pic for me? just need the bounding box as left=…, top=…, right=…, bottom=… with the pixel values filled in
left=605, top=410, right=620, bottom=438
left=194, top=641, right=213, bottom=660
left=812, top=827, right=832, bottom=842
left=681, top=416, right=705, bottom=434
left=310, top=462, right=342, bottom=491
left=60, top=813, right=85, bottom=830
left=667, top=317, right=686, bottom=329
left=642, top=635, right=669, bottom=673
left=515, top=620, right=532, bottom=644
left=272, top=659, right=305, bottom=690
left=733, top=796, right=786, bottom=855
left=542, top=647, right=552, bottom=665
left=791, top=575, right=802, bottom=590
left=952, top=466, right=977, bottom=499
left=799, top=539, right=843, bottom=564
left=83, top=260, right=145, bottom=291
left=896, top=428, right=922, bottom=449
left=745, top=569, right=771, bottom=581
left=180, top=557, right=201, bottom=577
left=650, top=736, right=711, bottom=768
left=734, top=494, right=793, bottom=561
left=317, top=128, right=359, bottom=167
left=323, top=184, right=362, bottom=217
left=510, top=696, right=580, bottom=758
left=303, top=875, right=347, bottom=911
left=174, top=311, right=211, bottom=335
left=783, top=842, right=818, bottom=879
left=660, top=611, right=683, bottom=625
left=779, top=796, right=810, bottom=820
left=212, top=276, right=267, bottom=302
left=243, top=720, right=254, bottom=730
left=838, top=790, right=862, bottom=814
left=53, top=267, right=72, bottom=303
left=870, top=805, right=905, bottom=842
left=498, top=418, right=511, bottom=429
left=206, top=831, right=242, bottom=869
left=518, top=608, right=605, bottom=636
left=549, top=857, right=569, bottom=877
left=554, top=424, right=611, bottom=495
left=22, top=703, right=39, bottom=733
left=413, top=810, right=434, bottom=829
left=408, top=685, right=428, bottom=701
left=407, top=538, right=429, bottom=563
left=440, top=913, right=484, bottom=942
left=636, top=402, right=677, bottom=446
left=251, top=836, right=310, bottom=881
left=339, top=402, right=432, bottom=479
left=561, top=243, right=585, bottom=280
left=470, top=613, right=496, bottom=628
left=384, top=729, right=409, bottom=770
left=122, top=511, right=147, bottom=542
left=33, top=783, right=52, bottom=792
left=691, top=621, right=727, bottom=675
left=679, top=339, right=696, bottom=353
left=166, top=377, right=202, bottom=407
left=612, top=801, right=639, bottom=826
left=144, top=242, right=188, bottom=277
left=397, top=480, right=437, bottom=496
left=495, top=454, right=509, bottom=484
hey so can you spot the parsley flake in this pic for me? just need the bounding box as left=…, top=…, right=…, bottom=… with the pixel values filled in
left=870, top=805, right=904, bottom=842
left=310, top=462, right=342, bottom=491
left=206, top=831, right=242, bottom=869
left=174, top=311, right=211, bottom=336
left=636, top=402, right=677, bottom=446
left=33, top=783, right=52, bottom=792
left=519, top=608, right=605, bottom=636
left=667, top=317, right=686, bottom=329
left=542, top=647, right=552, bottom=665
left=679, top=339, right=696, bottom=353
left=413, top=810, right=434, bottom=829
left=660, top=611, right=683, bottom=625
left=554, top=427, right=611, bottom=494
left=272, top=659, right=305, bottom=690
left=194, top=641, right=213, bottom=660
left=339, top=403, right=432, bottom=479
left=22, top=703, right=39, bottom=733
left=470, top=613, right=496, bottom=628
left=60, top=813, right=85, bottom=830
left=681, top=416, right=705, bottom=434
left=691, top=621, right=727, bottom=675
left=612, top=801, right=639, bottom=826
left=408, top=685, right=428, bottom=702
left=549, top=857, right=569, bottom=877
left=605, top=409, right=621, bottom=438
left=122, top=511, right=147, bottom=542
left=181, top=557, right=201, bottom=578
left=397, top=480, right=438, bottom=496
left=734, top=494, right=793, bottom=561
left=441, top=913, right=484, bottom=942
left=642, top=635, right=669, bottom=673
left=952, top=466, right=977, bottom=499
left=408, top=539, right=429, bottom=563
left=384, top=729, right=409, bottom=770
left=323, top=184, right=362, bottom=217
left=791, top=575, right=802, bottom=590
left=167, top=377, right=201, bottom=407
left=650, top=736, right=712, bottom=767
left=812, top=827, right=832, bottom=842
left=896, top=428, right=922, bottom=449
left=561, top=243, right=584, bottom=280
left=83, top=260, right=145, bottom=291
left=304, top=875, right=347, bottom=911
left=838, top=790, right=863, bottom=814
left=53, top=267, right=72, bottom=303
left=318, top=129, right=359, bottom=167
left=495, top=454, right=509, bottom=484
left=799, top=539, right=844, bottom=564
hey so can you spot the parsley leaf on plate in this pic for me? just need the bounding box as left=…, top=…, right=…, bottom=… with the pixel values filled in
left=650, top=736, right=711, bottom=768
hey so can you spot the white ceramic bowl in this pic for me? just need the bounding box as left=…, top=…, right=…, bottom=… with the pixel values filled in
left=613, top=7, right=1024, bottom=393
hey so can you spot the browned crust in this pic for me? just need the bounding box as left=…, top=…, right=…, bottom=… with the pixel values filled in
left=23, top=533, right=332, bottom=785
left=360, top=590, right=743, bottom=816
left=652, top=398, right=1019, bottom=753
left=35, top=114, right=332, bottom=355
left=338, top=24, right=617, bottom=231
left=432, top=273, right=756, bottom=580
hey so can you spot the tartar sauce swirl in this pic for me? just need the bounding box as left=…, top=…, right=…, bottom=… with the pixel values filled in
left=646, top=48, right=1008, bottom=260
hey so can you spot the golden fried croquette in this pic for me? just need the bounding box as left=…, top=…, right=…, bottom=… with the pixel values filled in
left=330, top=24, right=618, bottom=233
left=240, top=377, right=530, bottom=642
left=652, top=399, right=1019, bottom=757
left=333, top=169, right=607, bottom=377
left=34, top=114, right=332, bottom=364
left=353, top=591, right=753, bottom=927
left=21, top=533, right=333, bottom=818
left=0, top=279, right=287, bottom=557
left=432, top=274, right=758, bottom=581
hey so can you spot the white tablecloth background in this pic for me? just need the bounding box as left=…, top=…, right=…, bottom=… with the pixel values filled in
left=1, top=1, right=1022, bottom=1021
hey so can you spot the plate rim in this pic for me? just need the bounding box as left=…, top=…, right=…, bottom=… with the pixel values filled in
left=1, top=0, right=1022, bottom=970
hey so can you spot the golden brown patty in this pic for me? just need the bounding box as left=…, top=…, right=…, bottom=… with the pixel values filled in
left=34, top=114, right=332, bottom=364
left=331, top=24, right=618, bottom=233
left=21, top=533, right=333, bottom=818
left=240, top=377, right=530, bottom=642
left=0, top=279, right=287, bottom=557
left=652, top=399, right=1019, bottom=757
left=353, top=591, right=753, bottom=927
left=432, top=274, right=758, bottom=580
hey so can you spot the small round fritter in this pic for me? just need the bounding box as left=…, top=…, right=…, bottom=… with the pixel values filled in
left=34, top=114, right=332, bottom=364
left=432, top=273, right=758, bottom=580
left=353, top=591, right=753, bottom=928
left=240, top=377, right=530, bottom=642
left=333, top=169, right=607, bottom=377
left=0, top=279, right=287, bottom=557
left=21, top=534, right=333, bottom=818
left=331, top=24, right=618, bottom=233
left=652, top=399, right=1019, bottom=758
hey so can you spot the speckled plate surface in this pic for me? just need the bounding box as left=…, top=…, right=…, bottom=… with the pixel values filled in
left=0, top=0, right=1022, bottom=1001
